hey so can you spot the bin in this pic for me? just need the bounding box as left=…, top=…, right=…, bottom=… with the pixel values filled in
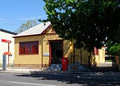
left=62, top=58, right=68, bottom=71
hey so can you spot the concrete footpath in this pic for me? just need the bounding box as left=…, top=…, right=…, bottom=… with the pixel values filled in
left=0, top=66, right=118, bottom=76
left=0, top=67, right=71, bottom=76
left=0, top=67, right=43, bottom=73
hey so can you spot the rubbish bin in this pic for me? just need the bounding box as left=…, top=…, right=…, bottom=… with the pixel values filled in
left=62, top=57, right=68, bottom=71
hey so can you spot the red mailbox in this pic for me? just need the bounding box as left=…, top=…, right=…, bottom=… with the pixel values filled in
left=62, top=57, right=68, bottom=71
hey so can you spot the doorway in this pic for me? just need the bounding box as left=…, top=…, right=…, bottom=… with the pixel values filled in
left=49, top=40, right=63, bottom=64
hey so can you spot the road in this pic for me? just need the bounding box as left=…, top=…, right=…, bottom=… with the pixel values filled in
left=0, top=72, right=120, bottom=86
left=0, top=72, right=80, bottom=86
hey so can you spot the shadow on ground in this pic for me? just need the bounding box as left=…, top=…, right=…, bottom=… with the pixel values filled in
left=15, top=67, right=120, bottom=86
left=90, top=66, right=118, bottom=72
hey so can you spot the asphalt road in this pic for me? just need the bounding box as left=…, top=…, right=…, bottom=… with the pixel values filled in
left=0, top=72, right=80, bottom=86
left=0, top=72, right=120, bottom=86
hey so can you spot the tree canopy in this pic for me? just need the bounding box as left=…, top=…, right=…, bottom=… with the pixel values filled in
left=43, top=0, right=120, bottom=52
left=106, top=41, right=120, bottom=55
left=15, top=20, right=38, bottom=33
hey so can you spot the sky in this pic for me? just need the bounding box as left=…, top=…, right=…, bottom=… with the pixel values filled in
left=0, top=0, right=47, bottom=32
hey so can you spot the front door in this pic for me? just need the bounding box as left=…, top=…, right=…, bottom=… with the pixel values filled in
left=49, top=40, right=63, bottom=64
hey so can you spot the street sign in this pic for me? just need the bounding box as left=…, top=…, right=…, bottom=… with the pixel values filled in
left=1, top=39, right=11, bottom=43
left=1, top=39, right=11, bottom=66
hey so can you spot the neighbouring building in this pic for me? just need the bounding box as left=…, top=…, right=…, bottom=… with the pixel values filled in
left=13, top=22, right=105, bottom=68
left=0, top=29, right=16, bottom=65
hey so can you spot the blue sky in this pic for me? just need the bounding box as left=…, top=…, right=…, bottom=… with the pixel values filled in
left=0, top=0, right=47, bottom=32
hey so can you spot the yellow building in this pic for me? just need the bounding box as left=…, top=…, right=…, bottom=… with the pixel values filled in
left=14, top=22, right=105, bottom=68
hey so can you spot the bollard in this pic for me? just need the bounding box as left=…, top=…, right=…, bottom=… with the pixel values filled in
left=3, top=55, right=6, bottom=71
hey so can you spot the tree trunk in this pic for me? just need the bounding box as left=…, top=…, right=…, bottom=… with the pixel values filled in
left=73, top=44, right=75, bottom=63
left=80, top=48, right=82, bottom=64
left=88, top=52, right=92, bottom=67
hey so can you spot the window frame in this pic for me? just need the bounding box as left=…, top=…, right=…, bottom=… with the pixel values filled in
left=19, top=41, right=39, bottom=55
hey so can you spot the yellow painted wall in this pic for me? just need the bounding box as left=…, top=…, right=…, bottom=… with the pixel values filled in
left=64, top=40, right=73, bottom=64
left=73, top=47, right=105, bottom=65
left=99, top=47, right=105, bottom=63
left=14, top=35, right=73, bottom=66
left=74, top=48, right=90, bottom=65
left=15, top=35, right=105, bottom=66
left=14, top=27, right=73, bottom=66
left=74, top=48, right=81, bottom=63
left=14, top=35, right=44, bottom=65
left=14, top=26, right=105, bottom=66
left=91, top=47, right=105, bottom=65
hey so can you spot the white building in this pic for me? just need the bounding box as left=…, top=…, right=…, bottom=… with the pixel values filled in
left=0, top=29, right=16, bottom=65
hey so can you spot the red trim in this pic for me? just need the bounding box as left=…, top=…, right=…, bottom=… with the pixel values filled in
left=13, top=33, right=57, bottom=38
left=41, top=24, right=52, bottom=34
left=49, top=42, right=52, bottom=66
left=49, top=40, right=63, bottom=42
left=44, top=33, right=57, bottom=35
left=51, top=29, right=55, bottom=33
left=49, top=40, right=63, bottom=66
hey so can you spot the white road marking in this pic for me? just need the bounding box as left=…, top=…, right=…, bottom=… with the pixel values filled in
left=9, top=81, right=57, bottom=86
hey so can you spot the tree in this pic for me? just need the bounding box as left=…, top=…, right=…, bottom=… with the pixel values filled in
left=43, top=0, right=120, bottom=52
left=106, top=41, right=120, bottom=56
left=15, top=20, right=38, bottom=33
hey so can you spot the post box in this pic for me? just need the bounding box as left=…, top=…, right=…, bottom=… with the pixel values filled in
left=62, top=57, right=68, bottom=71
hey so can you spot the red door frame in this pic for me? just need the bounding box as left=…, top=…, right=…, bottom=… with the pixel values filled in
left=49, top=40, right=63, bottom=66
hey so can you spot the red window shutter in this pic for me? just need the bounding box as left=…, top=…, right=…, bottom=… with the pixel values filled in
left=31, top=42, right=38, bottom=54
left=94, top=47, right=99, bottom=55
left=20, top=43, right=25, bottom=54
left=96, top=49, right=99, bottom=55
left=25, top=42, right=31, bottom=54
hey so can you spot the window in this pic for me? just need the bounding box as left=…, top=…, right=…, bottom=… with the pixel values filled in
left=19, top=41, right=38, bottom=55
left=93, top=47, right=99, bottom=55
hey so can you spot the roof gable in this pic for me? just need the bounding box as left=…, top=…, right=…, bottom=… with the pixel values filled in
left=41, top=25, right=56, bottom=34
